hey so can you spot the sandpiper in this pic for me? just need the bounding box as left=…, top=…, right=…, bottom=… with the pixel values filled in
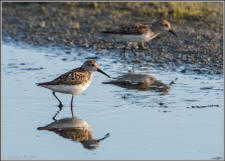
left=102, top=20, right=177, bottom=43
left=101, top=20, right=177, bottom=52
left=36, top=60, right=111, bottom=110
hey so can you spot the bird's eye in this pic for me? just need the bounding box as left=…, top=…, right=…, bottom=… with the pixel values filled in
left=164, top=24, right=168, bottom=27
left=92, top=64, right=95, bottom=67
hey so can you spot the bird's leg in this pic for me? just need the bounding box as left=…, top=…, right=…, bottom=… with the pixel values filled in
left=123, top=44, right=127, bottom=53
left=70, top=95, right=74, bottom=118
left=131, top=45, right=137, bottom=57
left=141, top=41, right=149, bottom=50
left=147, top=42, right=152, bottom=51
left=52, top=92, right=63, bottom=108
left=52, top=107, right=62, bottom=121
left=121, top=43, right=127, bottom=59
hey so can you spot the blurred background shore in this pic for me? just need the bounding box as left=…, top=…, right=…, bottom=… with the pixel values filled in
left=2, top=2, right=223, bottom=74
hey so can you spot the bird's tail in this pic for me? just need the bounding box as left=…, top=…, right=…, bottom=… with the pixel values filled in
left=36, top=82, right=49, bottom=86
left=36, top=83, right=41, bottom=86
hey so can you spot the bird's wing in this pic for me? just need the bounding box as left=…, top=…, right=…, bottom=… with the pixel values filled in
left=37, top=68, right=90, bottom=85
left=102, top=24, right=149, bottom=35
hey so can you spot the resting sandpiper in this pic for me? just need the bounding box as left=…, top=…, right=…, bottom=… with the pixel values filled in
left=102, top=20, right=177, bottom=43
left=36, top=60, right=111, bottom=110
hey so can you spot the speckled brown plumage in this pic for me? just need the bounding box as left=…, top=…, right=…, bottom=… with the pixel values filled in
left=102, top=24, right=149, bottom=35
left=37, top=68, right=92, bottom=85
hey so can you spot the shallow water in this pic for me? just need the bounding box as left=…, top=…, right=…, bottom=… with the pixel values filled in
left=2, top=43, right=224, bottom=160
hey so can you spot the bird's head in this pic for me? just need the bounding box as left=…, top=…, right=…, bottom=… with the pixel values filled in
left=82, top=60, right=111, bottom=78
left=156, top=20, right=177, bottom=37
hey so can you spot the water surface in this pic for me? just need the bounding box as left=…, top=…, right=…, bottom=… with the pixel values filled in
left=2, top=43, right=224, bottom=160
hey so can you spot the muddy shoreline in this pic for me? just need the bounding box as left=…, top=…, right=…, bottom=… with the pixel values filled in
left=2, top=2, right=223, bottom=74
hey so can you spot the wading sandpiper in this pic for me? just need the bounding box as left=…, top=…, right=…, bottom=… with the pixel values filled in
left=36, top=60, right=111, bottom=111
left=101, top=20, right=177, bottom=53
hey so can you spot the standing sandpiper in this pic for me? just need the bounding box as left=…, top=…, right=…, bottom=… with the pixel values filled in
left=36, top=60, right=111, bottom=112
left=102, top=20, right=177, bottom=43
left=101, top=20, right=177, bottom=52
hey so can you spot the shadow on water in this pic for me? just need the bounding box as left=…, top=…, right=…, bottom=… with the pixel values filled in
left=37, top=108, right=110, bottom=150
left=103, top=72, right=178, bottom=95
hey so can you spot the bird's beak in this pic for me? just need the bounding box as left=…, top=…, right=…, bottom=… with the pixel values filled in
left=168, top=29, right=177, bottom=37
left=97, top=133, right=110, bottom=142
left=97, top=68, right=111, bottom=78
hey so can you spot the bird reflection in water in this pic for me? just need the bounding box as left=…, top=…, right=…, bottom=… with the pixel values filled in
left=37, top=108, right=110, bottom=150
left=103, top=73, right=176, bottom=95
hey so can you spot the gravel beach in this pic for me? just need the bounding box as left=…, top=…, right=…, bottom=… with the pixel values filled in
left=2, top=2, right=223, bottom=74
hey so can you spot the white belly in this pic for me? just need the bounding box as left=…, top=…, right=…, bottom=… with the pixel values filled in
left=105, top=34, right=145, bottom=43
left=102, top=32, right=159, bottom=43
left=40, top=81, right=91, bottom=95
left=120, top=34, right=145, bottom=42
left=144, top=32, right=160, bottom=41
